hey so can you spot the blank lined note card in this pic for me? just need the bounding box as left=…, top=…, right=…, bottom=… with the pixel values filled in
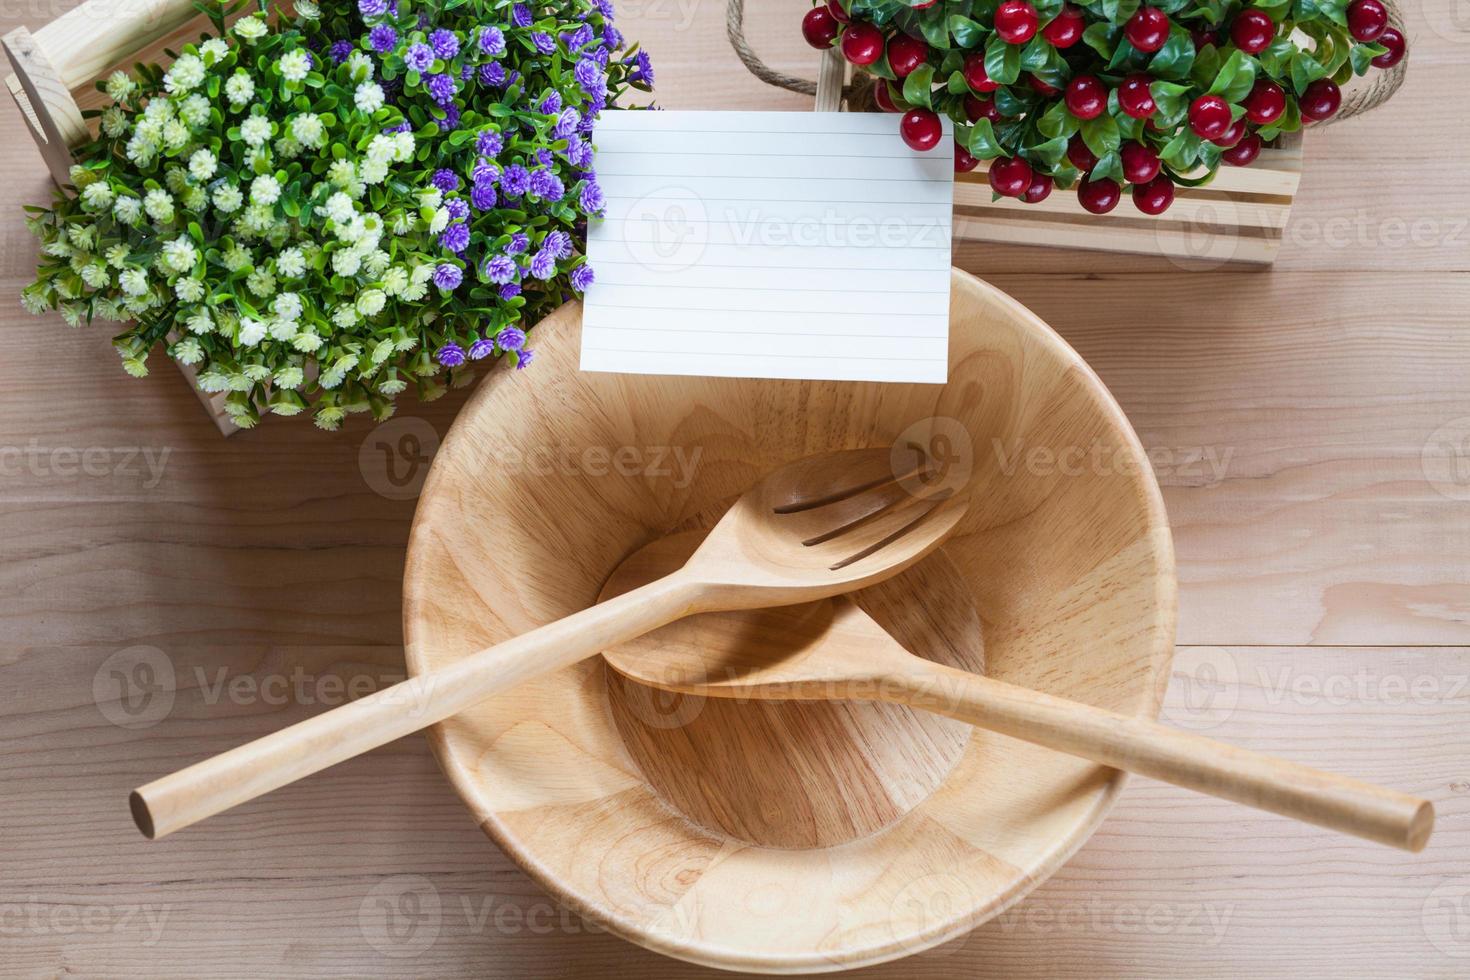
left=581, top=110, right=953, bottom=384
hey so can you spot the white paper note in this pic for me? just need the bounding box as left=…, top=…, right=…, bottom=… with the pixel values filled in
left=581, top=110, right=953, bottom=384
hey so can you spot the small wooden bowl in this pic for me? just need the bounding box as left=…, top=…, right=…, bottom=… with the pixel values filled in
left=403, top=268, right=1176, bottom=973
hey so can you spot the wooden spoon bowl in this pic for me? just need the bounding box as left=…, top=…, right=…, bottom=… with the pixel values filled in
left=402, top=269, right=1177, bottom=973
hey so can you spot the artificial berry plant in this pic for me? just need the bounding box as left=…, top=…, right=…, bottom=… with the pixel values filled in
left=802, top=0, right=1405, bottom=214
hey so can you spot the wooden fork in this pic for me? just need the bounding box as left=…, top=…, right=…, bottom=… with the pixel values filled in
left=130, top=448, right=968, bottom=839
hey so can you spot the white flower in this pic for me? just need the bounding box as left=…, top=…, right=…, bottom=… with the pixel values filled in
left=80, top=182, right=114, bottom=211
left=172, top=337, right=204, bottom=365
left=234, top=16, right=267, bottom=42
left=276, top=248, right=306, bottom=278
left=366, top=134, right=395, bottom=165
left=113, top=197, right=142, bottom=225
left=42, top=239, right=73, bottom=259
left=289, top=113, right=325, bottom=147
left=100, top=107, right=128, bottom=138
left=331, top=304, right=359, bottom=328
left=162, top=120, right=190, bottom=151
left=240, top=114, right=271, bottom=147
left=363, top=248, right=390, bottom=278
left=182, top=186, right=207, bottom=211
left=293, top=330, right=323, bottom=352
left=273, top=291, right=303, bottom=320
left=143, top=188, right=174, bottom=223
left=323, top=191, right=355, bottom=225
left=161, top=235, right=198, bottom=273
left=80, top=263, right=110, bottom=289
left=355, top=289, right=386, bottom=316
left=213, top=184, right=244, bottom=213
left=274, top=136, right=303, bottom=160
left=331, top=249, right=362, bottom=277
left=346, top=51, right=373, bottom=83
left=417, top=187, right=443, bottom=209
left=295, top=0, right=321, bottom=18
left=277, top=49, right=311, bottom=83
left=124, top=131, right=157, bottom=167
left=67, top=224, right=95, bottom=250
left=105, top=244, right=130, bottom=268
left=354, top=82, right=385, bottom=113
left=119, top=267, right=149, bottom=296
left=186, top=308, right=213, bottom=334
left=267, top=316, right=298, bottom=341
left=238, top=317, right=267, bottom=345
left=142, top=98, right=173, bottom=123
left=250, top=174, right=281, bottom=206
left=200, top=38, right=229, bottom=63
left=246, top=267, right=276, bottom=297
left=381, top=266, right=409, bottom=297
left=175, top=277, right=205, bottom=302
left=104, top=71, right=136, bottom=101
left=391, top=130, right=415, bottom=162
left=360, top=159, right=388, bottom=185
left=225, top=71, right=255, bottom=106
left=164, top=53, right=205, bottom=93
left=428, top=206, right=450, bottom=234
left=179, top=94, right=210, bottom=128
left=188, top=149, right=218, bottom=182
left=164, top=167, right=190, bottom=195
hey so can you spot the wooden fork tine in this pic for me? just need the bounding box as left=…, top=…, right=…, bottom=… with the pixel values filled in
left=818, top=488, right=959, bottom=570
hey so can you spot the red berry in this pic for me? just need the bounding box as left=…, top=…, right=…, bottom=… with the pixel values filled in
left=1022, top=173, right=1054, bottom=204
left=826, top=0, right=850, bottom=24
left=1028, top=73, right=1060, bottom=96
left=1212, top=117, right=1246, bottom=148
left=964, top=94, right=1001, bottom=122
left=1191, top=28, right=1217, bottom=50
left=912, top=0, right=937, bottom=7
left=1372, top=27, right=1406, bottom=68
left=1125, top=7, right=1170, bottom=53
left=994, top=0, right=1040, bottom=44
left=1120, top=140, right=1161, bottom=184
left=1077, top=176, right=1121, bottom=214
left=900, top=108, right=943, bottom=151
left=1131, top=174, right=1174, bottom=215
left=887, top=33, right=928, bottom=78
left=1221, top=133, right=1262, bottom=166
left=1188, top=94, right=1231, bottom=140
left=1064, top=75, right=1107, bottom=119
left=1231, top=10, right=1274, bottom=55
left=954, top=142, right=979, bottom=173
left=963, top=54, right=1000, bottom=93
left=802, top=7, right=840, bottom=48
left=840, top=22, right=884, bottom=65
left=989, top=156, right=1034, bottom=197
left=872, top=80, right=901, bottom=113
left=1118, top=74, right=1157, bottom=119
left=1042, top=4, right=1085, bottom=48
left=1348, top=0, right=1388, bottom=42
left=1244, top=79, right=1285, bottom=124
left=1299, top=78, right=1341, bottom=121
left=1066, top=133, right=1097, bottom=173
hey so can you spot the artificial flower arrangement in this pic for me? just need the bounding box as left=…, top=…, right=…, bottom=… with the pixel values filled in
left=800, top=0, right=1404, bottom=215
left=21, top=0, right=653, bottom=429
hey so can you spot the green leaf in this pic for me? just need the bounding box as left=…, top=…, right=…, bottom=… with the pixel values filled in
left=1037, top=99, right=1079, bottom=140
left=1207, top=49, right=1257, bottom=103
left=1149, top=26, right=1195, bottom=81
left=1020, top=36, right=1051, bottom=71
left=1082, top=22, right=1117, bottom=60
left=1022, top=135, right=1069, bottom=169
left=983, top=33, right=1022, bottom=86
left=966, top=117, right=1006, bottom=159
left=1150, top=79, right=1191, bottom=120
left=1080, top=112, right=1121, bottom=158
left=902, top=64, right=935, bottom=108
left=1350, top=41, right=1387, bottom=75
left=948, top=15, right=984, bottom=48
left=1289, top=50, right=1327, bottom=94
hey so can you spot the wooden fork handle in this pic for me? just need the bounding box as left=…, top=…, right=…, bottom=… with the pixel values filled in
left=130, top=574, right=703, bottom=840
left=888, top=664, right=1433, bottom=852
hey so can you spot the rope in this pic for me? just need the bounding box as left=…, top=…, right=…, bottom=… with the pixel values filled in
left=727, top=0, right=1407, bottom=125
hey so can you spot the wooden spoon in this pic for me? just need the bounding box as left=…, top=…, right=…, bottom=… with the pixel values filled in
left=131, top=448, right=968, bottom=839
left=599, top=532, right=1434, bottom=853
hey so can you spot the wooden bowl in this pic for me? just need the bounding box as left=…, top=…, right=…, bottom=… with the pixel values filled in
left=402, top=268, right=1176, bottom=973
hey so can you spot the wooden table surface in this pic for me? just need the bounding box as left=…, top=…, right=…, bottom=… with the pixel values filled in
left=2, top=2, right=1466, bottom=977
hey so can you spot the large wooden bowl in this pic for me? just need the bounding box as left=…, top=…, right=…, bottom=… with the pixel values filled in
left=403, top=268, right=1176, bottom=973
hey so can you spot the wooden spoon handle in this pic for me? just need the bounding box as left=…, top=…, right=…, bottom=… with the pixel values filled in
left=890, top=664, right=1433, bottom=852
left=131, top=574, right=701, bottom=839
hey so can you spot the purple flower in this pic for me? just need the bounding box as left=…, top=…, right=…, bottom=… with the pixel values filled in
left=512, top=4, right=532, bottom=27
left=564, top=135, right=593, bottom=168
left=476, top=129, right=503, bottom=157
left=470, top=179, right=497, bottom=210
left=496, top=325, right=526, bottom=350
left=328, top=40, right=354, bottom=64
left=429, top=29, right=459, bottom=59
left=445, top=197, right=469, bottom=221
left=529, top=249, right=556, bottom=280
left=626, top=50, right=654, bottom=86
left=478, top=26, right=506, bottom=56
left=473, top=158, right=501, bottom=182
left=535, top=148, right=555, bottom=168
left=528, top=169, right=564, bottom=203
left=506, top=232, right=530, bottom=255
left=603, top=25, right=623, bottom=50
left=479, top=62, right=506, bottom=86
left=439, top=222, right=470, bottom=253
left=562, top=24, right=594, bottom=50
left=468, top=335, right=496, bottom=359
left=570, top=264, right=595, bottom=292
left=358, top=0, right=388, bottom=17
left=574, top=58, right=604, bottom=94
left=531, top=32, right=556, bottom=54
left=579, top=180, right=605, bottom=214
left=383, top=119, right=412, bottom=134
left=543, top=230, right=572, bottom=260
left=436, top=104, right=460, bottom=130
left=460, top=63, right=476, bottom=81
left=431, top=168, right=460, bottom=192
left=433, top=263, right=463, bottom=291
left=516, top=348, right=535, bottom=369
left=552, top=107, right=581, bottom=139
left=595, top=0, right=616, bottom=21
left=368, top=24, right=398, bottom=54
left=499, top=282, right=522, bottom=300
left=538, top=91, right=562, bottom=115
left=436, top=342, right=466, bottom=367
left=404, top=42, right=433, bottom=72
left=501, top=164, right=530, bottom=197
left=426, top=72, right=456, bottom=106
left=481, top=253, right=517, bottom=283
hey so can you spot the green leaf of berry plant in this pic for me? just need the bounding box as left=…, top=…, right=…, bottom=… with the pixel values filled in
left=966, top=117, right=1006, bottom=159
left=983, top=33, right=1022, bottom=86
left=1207, top=49, right=1257, bottom=103
left=1080, top=111, right=1121, bottom=158
left=902, top=63, right=936, bottom=108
